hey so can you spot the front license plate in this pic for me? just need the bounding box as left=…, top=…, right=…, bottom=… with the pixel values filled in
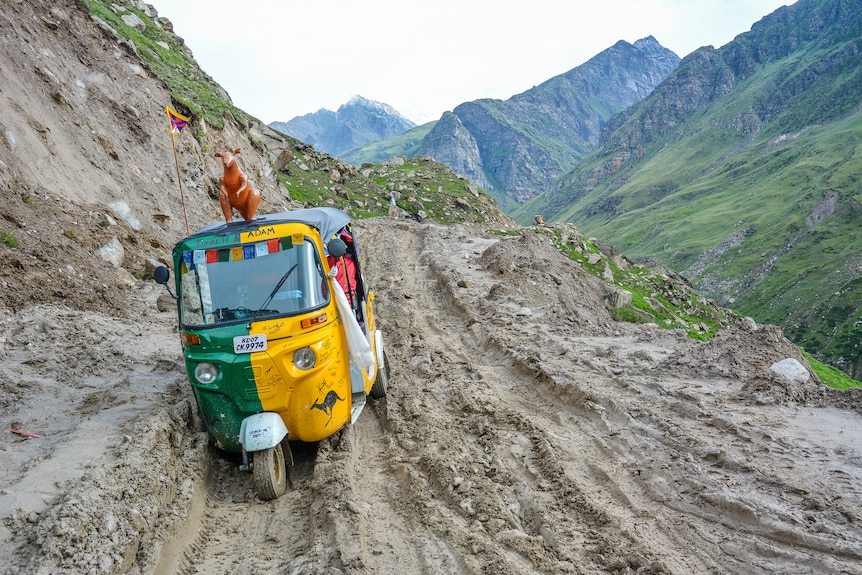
left=233, top=334, right=268, bottom=354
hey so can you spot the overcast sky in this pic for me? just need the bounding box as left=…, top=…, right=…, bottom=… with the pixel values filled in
left=152, top=0, right=796, bottom=125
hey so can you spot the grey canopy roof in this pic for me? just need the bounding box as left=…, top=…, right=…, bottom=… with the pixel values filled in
left=191, top=208, right=351, bottom=243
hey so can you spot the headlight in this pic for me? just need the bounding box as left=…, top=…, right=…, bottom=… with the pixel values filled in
left=293, top=347, right=316, bottom=370
left=194, top=362, right=218, bottom=384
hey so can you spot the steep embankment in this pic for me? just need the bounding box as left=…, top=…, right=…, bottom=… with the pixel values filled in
left=0, top=0, right=508, bottom=318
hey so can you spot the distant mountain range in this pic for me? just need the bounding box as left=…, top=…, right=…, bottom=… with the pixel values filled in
left=411, top=37, right=679, bottom=208
left=270, top=95, right=416, bottom=158
left=271, top=37, right=679, bottom=211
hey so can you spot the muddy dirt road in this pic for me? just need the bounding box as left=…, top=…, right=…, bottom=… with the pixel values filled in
left=1, top=219, right=861, bottom=575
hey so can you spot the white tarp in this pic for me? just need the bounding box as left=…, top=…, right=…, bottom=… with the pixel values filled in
left=329, top=273, right=375, bottom=375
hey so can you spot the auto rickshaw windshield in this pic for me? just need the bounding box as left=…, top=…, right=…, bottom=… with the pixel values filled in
left=177, top=237, right=329, bottom=327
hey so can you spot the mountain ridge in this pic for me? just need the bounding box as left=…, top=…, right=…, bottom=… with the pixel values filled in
left=340, top=37, right=680, bottom=207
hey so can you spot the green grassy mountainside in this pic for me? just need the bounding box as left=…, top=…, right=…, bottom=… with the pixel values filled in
left=515, top=0, right=862, bottom=378
left=341, top=121, right=436, bottom=166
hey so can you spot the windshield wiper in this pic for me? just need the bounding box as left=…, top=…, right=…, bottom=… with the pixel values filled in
left=246, top=263, right=298, bottom=328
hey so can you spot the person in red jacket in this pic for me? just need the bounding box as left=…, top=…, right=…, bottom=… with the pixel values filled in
left=326, top=237, right=357, bottom=307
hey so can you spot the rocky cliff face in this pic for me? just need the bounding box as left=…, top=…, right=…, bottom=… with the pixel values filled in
left=417, top=112, right=489, bottom=191
left=270, top=95, right=416, bottom=158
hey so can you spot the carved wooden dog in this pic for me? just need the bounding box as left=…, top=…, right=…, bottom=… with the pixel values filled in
left=214, top=148, right=261, bottom=223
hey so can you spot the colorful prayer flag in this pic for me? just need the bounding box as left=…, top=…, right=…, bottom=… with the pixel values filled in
left=182, top=251, right=195, bottom=270
left=166, top=105, right=190, bottom=135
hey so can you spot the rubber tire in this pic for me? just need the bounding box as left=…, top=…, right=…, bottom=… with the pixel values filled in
left=253, top=443, right=287, bottom=500
left=370, top=350, right=390, bottom=399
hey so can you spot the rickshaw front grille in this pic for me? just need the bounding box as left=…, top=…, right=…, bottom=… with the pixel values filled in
left=243, top=365, right=276, bottom=399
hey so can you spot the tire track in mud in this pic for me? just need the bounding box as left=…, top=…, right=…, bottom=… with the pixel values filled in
left=358, top=221, right=642, bottom=573
left=163, top=440, right=322, bottom=575
left=433, top=250, right=764, bottom=573
left=437, top=316, right=709, bottom=573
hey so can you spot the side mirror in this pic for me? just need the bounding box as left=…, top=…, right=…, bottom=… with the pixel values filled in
left=154, top=265, right=170, bottom=285
left=153, top=265, right=177, bottom=300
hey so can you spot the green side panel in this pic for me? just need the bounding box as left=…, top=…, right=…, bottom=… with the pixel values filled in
left=183, top=326, right=264, bottom=453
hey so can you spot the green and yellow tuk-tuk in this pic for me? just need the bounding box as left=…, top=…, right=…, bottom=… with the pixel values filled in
left=154, top=208, right=388, bottom=499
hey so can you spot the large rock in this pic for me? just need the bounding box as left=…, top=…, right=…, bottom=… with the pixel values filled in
left=770, top=358, right=810, bottom=384
left=98, top=237, right=125, bottom=267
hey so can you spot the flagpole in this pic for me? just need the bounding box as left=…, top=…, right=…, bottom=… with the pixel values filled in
left=166, top=106, right=191, bottom=235
left=171, top=131, right=191, bottom=235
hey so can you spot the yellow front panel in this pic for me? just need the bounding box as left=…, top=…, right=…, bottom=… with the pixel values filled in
left=248, top=313, right=352, bottom=442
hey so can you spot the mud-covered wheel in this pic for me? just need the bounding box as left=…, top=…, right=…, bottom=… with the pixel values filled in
left=370, top=350, right=390, bottom=399
left=253, top=443, right=287, bottom=500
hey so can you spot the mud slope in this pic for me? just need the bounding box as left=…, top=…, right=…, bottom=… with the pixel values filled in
left=1, top=219, right=861, bottom=575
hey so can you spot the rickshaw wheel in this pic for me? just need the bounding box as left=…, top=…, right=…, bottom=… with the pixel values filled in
left=253, top=443, right=287, bottom=500
left=370, top=351, right=390, bottom=399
